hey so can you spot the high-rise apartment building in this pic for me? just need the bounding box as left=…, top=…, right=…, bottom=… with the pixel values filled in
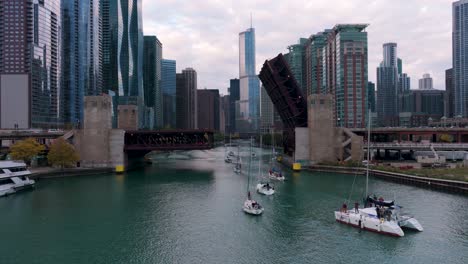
left=0, top=0, right=61, bottom=128
left=326, top=24, right=369, bottom=128
left=61, top=0, right=102, bottom=126
left=399, top=73, right=411, bottom=92
left=228, top=78, right=240, bottom=133
left=286, top=38, right=308, bottom=94
left=453, top=0, right=468, bottom=117
left=418, top=73, right=434, bottom=90
left=197, top=89, right=220, bottom=131
left=162, top=59, right=176, bottom=128
left=238, top=27, right=260, bottom=132
left=377, top=43, right=399, bottom=127
left=445, top=68, right=455, bottom=118
left=304, top=30, right=331, bottom=95
left=176, top=68, right=197, bottom=129
left=143, top=36, right=162, bottom=128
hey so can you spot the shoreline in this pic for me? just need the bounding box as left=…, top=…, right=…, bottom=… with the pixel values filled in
left=30, top=167, right=114, bottom=180
left=305, top=165, right=468, bottom=194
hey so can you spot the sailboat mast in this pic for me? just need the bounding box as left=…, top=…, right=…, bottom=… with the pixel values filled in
left=366, top=109, right=371, bottom=196
left=247, top=137, right=253, bottom=194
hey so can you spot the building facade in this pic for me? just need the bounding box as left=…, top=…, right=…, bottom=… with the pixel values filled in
left=304, top=30, right=331, bottom=95
left=197, top=89, right=220, bottom=131
left=61, top=0, right=102, bottom=126
left=101, top=0, right=144, bottom=127
left=228, top=78, right=240, bottom=133
left=326, top=24, right=369, bottom=128
left=453, top=0, right=468, bottom=117
left=162, top=59, right=176, bottom=128
left=418, top=73, right=434, bottom=90
left=286, top=38, right=307, bottom=94
left=238, top=27, right=260, bottom=132
left=398, top=73, right=411, bottom=92
left=176, top=68, right=197, bottom=129
left=0, top=0, right=61, bottom=128
left=143, top=36, right=162, bottom=128
left=446, top=68, right=455, bottom=118
left=377, top=43, right=399, bottom=127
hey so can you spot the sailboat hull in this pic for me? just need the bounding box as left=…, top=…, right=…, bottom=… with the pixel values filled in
left=334, top=210, right=404, bottom=237
left=256, top=184, right=275, bottom=195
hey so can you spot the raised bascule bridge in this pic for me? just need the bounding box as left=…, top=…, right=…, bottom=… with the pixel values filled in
left=259, top=53, right=308, bottom=157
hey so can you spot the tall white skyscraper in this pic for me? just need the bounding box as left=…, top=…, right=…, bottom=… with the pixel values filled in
left=238, top=27, right=260, bottom=132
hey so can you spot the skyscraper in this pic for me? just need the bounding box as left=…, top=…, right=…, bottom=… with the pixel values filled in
left=238, top=27, right=260, bottom=132
left=445, top=68, right=455, bottom=118
left=143, top=36, right=162, bottom=128
left=0, top=0, right=61, bottom=128
left=367, top=82, right=376, bottom=113
left=197, top=89, right=220, bottom=131
left=453, top=0, right=468, bottom=117
left=377, top=43, right=399, bottom=127
left=304, top=30, right=331, bottom=95
left=162, top=59, right=176, bottom=128
left=286, top=38, right=308, bottom=94
left=61, top=0, right=102, bottom=126
left=228, top=78, right=240, bottom=133
left=176, top=68, right=197, bottom=129
left=399, top=73, right=411, bottom=92
left=418, top=74, right=434, bottom=90
left=102, top=0, right=144, bottom=127
left=326, top=24, right=369, bottom=128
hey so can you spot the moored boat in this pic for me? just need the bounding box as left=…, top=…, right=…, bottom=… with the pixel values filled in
left=0, top=161, right=35, bottom=197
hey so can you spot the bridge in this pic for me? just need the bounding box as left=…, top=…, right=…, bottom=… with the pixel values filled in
left=352, top=127, right=468, bottom=143
left=124, top=130, right=214, bottom=151
left=367, top=142, right=468, bottom=151
left=65, top=95, right=215, bottom=171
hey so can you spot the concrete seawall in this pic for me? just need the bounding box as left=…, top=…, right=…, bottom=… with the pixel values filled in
left=307, top=165, right=468, bottom=194
left=30, top=168, right=114, bottom=180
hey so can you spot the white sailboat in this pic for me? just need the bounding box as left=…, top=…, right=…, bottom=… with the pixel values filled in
left=225, top=134, right=234, bottom=163
left=268, top=130, right=285, bottom=181
left=243, top=138, right=264, bottom=215
left=334, top=110, right=423, bottom=237
left=234, top=144, right=241, bottom=174
left=256, top=135, right=275, bottom=196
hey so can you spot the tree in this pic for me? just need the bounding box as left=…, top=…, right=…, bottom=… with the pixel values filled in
left=9, top=138, right=45, bottom=165
left=47, top=138, right=80, bottom=168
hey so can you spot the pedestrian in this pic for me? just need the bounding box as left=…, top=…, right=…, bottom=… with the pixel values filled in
left=354, top=202, right=359, bottom=213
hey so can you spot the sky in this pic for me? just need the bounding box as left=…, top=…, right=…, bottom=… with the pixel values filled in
left=142, top=0, right=453, bottom=94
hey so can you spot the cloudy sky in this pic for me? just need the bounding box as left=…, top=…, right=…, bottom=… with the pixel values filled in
left=142, top=0, right=453, bottom=94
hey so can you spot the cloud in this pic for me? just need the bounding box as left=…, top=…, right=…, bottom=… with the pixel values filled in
left=142, top=0, right=452, bottom=93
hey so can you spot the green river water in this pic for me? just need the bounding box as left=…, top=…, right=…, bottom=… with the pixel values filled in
left=0, top=145, right=467, bottom=264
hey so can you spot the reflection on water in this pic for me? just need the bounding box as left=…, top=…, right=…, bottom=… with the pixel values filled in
left=0, top=146, right=467, bottom=264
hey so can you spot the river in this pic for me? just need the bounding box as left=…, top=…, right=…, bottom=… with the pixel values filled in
left=1, top=145, right=467, bottom=263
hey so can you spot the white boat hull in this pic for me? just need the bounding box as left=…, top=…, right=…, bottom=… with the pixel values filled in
left=269, top=172, right=285, bottom=181
left=334, top=210, right=404, bottom=237
left=399, top=216, right=424, bottom=231
left=256, top=183, right=275, bottom=195
left=0, top=177, right=35, bottom=197
left=243, top=200, right=264, bottom=215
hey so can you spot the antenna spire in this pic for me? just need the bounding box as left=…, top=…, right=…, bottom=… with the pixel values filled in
left=250, top=12, right=253, bottom=28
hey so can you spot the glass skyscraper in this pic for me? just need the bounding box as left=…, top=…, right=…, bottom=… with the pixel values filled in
left=61, top=0, right=102, bottom=126
left=161, top=59, right=176, bottom=128
left=0, top=0, right=61, bottom=128
left=377, top=43, right=399, bottom=127
left=143, top=36, right=162, bottom=128
left=238, top=27, right=259, bottom=132
left=286, top=38, right=308, bottom=94
left=102, top=0, right=144, bottom=127
left=453, top=0, right=468, bottom=117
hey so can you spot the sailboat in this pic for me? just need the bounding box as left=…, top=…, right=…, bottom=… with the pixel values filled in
left=243, top=137, right=264, bottom=215
left=268, top=129, right=285, bottom=181
left=234, top=144, right=241, bottom=174
left=225, top=134, right=234, bottom=163
left=334, top=110, right=423, bottom=237
left=256, top=135, right=275, bottom=195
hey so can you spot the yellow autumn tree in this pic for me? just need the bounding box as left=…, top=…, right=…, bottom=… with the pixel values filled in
left=9, top=138, right=45, bottom=165
left=47, top=138, right=80, bottom=168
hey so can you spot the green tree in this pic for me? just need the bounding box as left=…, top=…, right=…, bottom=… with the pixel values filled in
left=9, top=138, right=45, bottom=165
left=47, top=138, right=80, bottom=168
